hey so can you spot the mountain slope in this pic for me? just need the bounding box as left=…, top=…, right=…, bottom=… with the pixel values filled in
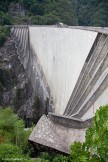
left=0, top=0, right=108, bottom=26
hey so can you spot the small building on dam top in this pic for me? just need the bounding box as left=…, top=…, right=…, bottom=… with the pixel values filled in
left=10, top=25, right=108, bottom=153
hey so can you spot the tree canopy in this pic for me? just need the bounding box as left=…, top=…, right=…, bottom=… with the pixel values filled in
left=70, top=105, right=108, bottom=162
left=76, top=0, right=108, bottom=27
left=0, top=0, right=108, bottom=26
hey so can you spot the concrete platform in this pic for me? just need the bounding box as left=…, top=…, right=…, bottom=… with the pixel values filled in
left=29, top=115, right=86, bottom=153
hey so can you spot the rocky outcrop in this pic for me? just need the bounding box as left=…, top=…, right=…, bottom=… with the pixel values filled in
left=9, top=3, right=26, bottom=17
left=0, top=36, right=42, bottom=127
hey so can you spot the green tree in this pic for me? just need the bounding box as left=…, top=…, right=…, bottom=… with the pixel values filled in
left=70, top=142, right=89, bottom=162
left=0, top=107, right=31, bottom=153
left=52, top=154, right=68, bottom=162
left=30, top=3, right=44, bottom=15
left=86, top=105, right=108, bottom=161
left=21, top=0, right=78, bottom=25
left=0, top=26, right=9, bottom=46
left=0, top=143, right=28, bottom=161
left=0, top=11, right=12, bottom=25
left=70, top=105, right=108, bottom=162
left=76, top=0, right=108, bottom=26
left=39, top=152, right=68, bottom=162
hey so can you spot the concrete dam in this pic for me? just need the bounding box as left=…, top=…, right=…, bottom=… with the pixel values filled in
left=11, top=25, right=108, bottom=153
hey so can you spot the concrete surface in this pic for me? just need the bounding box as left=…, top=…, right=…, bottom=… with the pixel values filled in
left=11, top=25, right=108, bottom=153
left=29, top=26, right=97, bottom=114
left=29, top=115, right=86, bottom=153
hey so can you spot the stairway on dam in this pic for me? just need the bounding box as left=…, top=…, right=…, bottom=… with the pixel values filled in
left=10, top=25, right=108, bottom=153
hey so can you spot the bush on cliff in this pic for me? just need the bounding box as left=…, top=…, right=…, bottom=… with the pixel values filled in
left=0, top=11, right=12, bottom=25
left=0, top=26, right=9, bottom=46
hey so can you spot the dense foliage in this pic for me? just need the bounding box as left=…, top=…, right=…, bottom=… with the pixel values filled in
left=0, top=0, right=13, bottom=26
left=0, top=0, right=78, bottom=26
left=0, top=26, right=9, bottom=46
left=0, top=0, right=108, bottom=26
left=0, top=143, right=28, bottom=161
left=0, top=108, right=31, bottom=161
left=39, top=152, right=68, bottom=162
left=76, top=0, right=108, bottom=27
left=70, top=105, right=108, bottom=162
left=20, top=0, right=78, bottom=25
left=0, top=11, right=12, bottom=25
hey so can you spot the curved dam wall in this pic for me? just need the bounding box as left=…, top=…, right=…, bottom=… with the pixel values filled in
left=29, top=26, right=97, bottom=114
left=11, top=25, right=108, bottom=153
left=11, top=26, right=108, bottom=119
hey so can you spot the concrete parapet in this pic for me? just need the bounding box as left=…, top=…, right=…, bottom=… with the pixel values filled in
left=48, top=113, right=92, bottom=129
left=68, top=26, right=108, bottom=35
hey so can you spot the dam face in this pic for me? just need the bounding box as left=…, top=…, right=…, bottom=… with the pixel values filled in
left=29, top=27, right=97, bottom=114
left=11, top=26, right=108, bottom=153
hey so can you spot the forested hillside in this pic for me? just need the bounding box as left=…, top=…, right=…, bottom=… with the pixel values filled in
left=0, top=0, right=78, bottom=25
left=76, top=0, right=108, bottom=27
left=0, top=0, right=108, bottom=26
